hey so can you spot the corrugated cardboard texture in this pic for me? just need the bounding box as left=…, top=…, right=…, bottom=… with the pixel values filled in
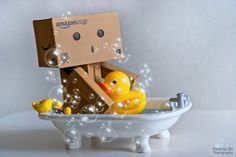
left=33, top=19, right=56, bottom=67
left=33, top=12, right=123, bottom=68
left=60, top=63, right=139, bottom=114
left=60, top=66, right=113, bottom=114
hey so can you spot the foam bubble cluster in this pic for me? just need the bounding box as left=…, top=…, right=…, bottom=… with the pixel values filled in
left=137, top=63, right=153, bottom=91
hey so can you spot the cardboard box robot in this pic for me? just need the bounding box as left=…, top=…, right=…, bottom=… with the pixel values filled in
left=33, top=12, right=139, bottom=114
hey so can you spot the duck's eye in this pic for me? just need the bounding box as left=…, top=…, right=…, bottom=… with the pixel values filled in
left=73, top=32, right=80, bottom=40
left=97, top=29, right=104, bottom=38
left=111, top=80, right=117, bottom=85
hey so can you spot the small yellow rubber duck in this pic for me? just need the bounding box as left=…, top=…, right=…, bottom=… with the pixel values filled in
left=32, top=99, right=63, bottom=113
left=64, top=106, right=72, bottom=114
left=98, top=71, right=146, bottom=114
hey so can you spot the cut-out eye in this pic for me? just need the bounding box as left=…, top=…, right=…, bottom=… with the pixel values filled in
left=111, top=80, right=117, bottom=85
left=97, top=29, right=104, bottom=37
left=73, top=32, right=80, bottom=40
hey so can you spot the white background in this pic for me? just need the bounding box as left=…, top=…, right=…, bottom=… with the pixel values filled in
left=0, top=0, right=236, bottom=117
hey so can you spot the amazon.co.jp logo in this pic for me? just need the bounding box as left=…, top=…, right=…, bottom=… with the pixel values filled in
left=56, top=19, right=88, bottom=29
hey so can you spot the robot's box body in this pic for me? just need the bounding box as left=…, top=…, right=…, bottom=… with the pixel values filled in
left=33, top=12, right=123, bottom=68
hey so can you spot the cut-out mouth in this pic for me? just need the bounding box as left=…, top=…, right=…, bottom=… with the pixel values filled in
left=91, top=45, right=94, bottom=53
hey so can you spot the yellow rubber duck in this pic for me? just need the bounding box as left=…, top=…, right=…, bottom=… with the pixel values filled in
left=32, top=99, right=63, bottom=113
left=64, top=106, right=72, bottom=114
left=98, top=71, right=146, bottom=114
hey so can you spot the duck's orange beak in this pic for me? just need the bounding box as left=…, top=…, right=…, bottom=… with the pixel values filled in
left=98, top=82, right=112, bottom=94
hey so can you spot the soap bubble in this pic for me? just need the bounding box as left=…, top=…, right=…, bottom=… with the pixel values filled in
left=153, top=109, right=159, bottom=113
left=77, top=116, right=87, bottom=126
left=61, top=11, right=73, bottom=20
left=70, top=95, right=81, bottom=109
left=143, top=76, right=153, bottom=88
left=49, top=85, right=66, bottom=103
left=138, top=63, right=151, bottom=77
left=101, top=121, right=112, bottom=127
left=64, top=93, right=72, bottom=103
left=137, top=77, right=153, bottom=91
left=66, top=117, right=76, bottom=128
left=60, top=52, right=70, bottom=64
left=94, top=100, right=106, bottom=113
left=63, top=128, right=80, bottom=144
left=54, top=30, right=58, bottom=36
left=117, top=52, right=130, bottom=64
left=73, top=94, right=81, bottom=101
left=57, top=44, right=61, bottom=48
left=81, top=104, right=97, bottom=114
left=137, top=81, right=146, bottom=89
left=95, top=97, right=107, bottom=113
left=117, top=37, right=121, bottom=42
left=88, top=93, right=95, bottom=100
left=111, top=102, right=128, bottom=119
left=125, top=122, right=132, bottom=129
left=73, top=88, right=80, bottom=94
left=111, top=38, right=122, bottom=56
left=95, top=64, right=100, bottom=70
left=103, top=39, right=122, bottom=56
left=71, top=99, right=79, bottom=108
left=103, top=42, right=109, bottom=49
left=80, top=105, right=97, bottom=123
left=44, top=48, right=61, bottom=67
left=85, top=132, right=94, bottom=138
left=44, top=70, right=57, bottom=83
left=98, top=125, right=116, bottom=143
left=97, top=96, right=106, bottom=102
left=72, top=78, right=78, bottom=84
left=82, top=72, right=88, bottom=78
left=112, top=39, right=122, bottom=49
left=79, top=115, right=97, bottom=124
left=78, top=121, right=86, bottom=126
left=137, top=81, right=149, bottom=95
left=94, top=47, right=100, bottom=53
left=61, top=78, right=69, bottom=87
left=137, top=63, right=154, bottom=90
left=138, top=129, right=146, bottom=136
left=113, top=43, right=119, bottom=48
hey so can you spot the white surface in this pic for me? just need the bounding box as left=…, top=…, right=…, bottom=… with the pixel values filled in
left=1, top=0, right=236, bottom=117
left=0, top=110, right=235, bottom=157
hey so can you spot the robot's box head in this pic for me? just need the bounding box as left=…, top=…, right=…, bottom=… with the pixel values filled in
left=33, top=12, right=123, bottom=68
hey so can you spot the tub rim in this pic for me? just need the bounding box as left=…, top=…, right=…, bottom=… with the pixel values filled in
left=39, top=98, right=192, bottom=121
left=38, top=98, right=192, bottom=121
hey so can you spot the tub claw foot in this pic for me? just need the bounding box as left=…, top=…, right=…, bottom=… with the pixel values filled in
left=65, top=141, right=81, bottom=150
left=156, top=130, right=170, bottom=139
left=132, top=135, right=151, bottom=153
left=64, top=134, right=81, bottom=150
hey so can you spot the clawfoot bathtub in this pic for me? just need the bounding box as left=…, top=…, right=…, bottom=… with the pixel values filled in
left=39, top=98, right=192, bottom=153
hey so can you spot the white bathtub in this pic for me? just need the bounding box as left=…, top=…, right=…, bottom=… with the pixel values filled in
left=38, top=98, right=192, bottom=153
